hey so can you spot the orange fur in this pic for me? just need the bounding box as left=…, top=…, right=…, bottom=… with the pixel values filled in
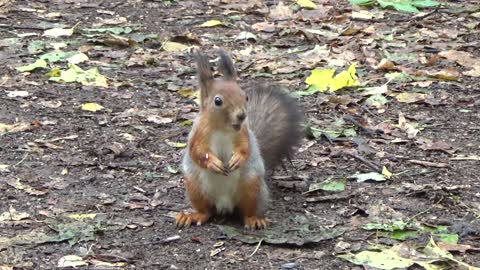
left=236, top=176, right=271, bottom=229
left=175, top=177, right=213, bottom=228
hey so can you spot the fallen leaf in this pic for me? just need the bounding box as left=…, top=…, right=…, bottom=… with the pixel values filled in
left=199, top=20, right=224, bottom=27
left=304, top=63, right=360, bottom=93
left=395, top=92, right=426, bottom=103
left=429, top=68, right=460, bottom=81
left=66, top=52, right=89, bottom=64
left=81, top=103, right=104, bottom=112
left=43, top=27, right=74, bottom=38
left=251, top=22, right=276, bottom=32
left=351, top=172, right=386, bottom=182
left=162, top=41, right=190, bottom=52
left=305, top=178, right=346, bottom=193
left=358, top=84, right=388, bottom=96
left=376, top=58, right=397, bottom=70
left=398, top=112, right=419, bottom=138
left=7, top=90, right=29, bottom=97
left=0, top=122, right=32, bottom=135
left=269, top=1, right=292, bottom=20
left=297, top=0, right=317, bottom=9
left=16, top=59, right=47, bottom=72
left=57, top=255, right=88, bottom=268
left=235, top=31, right=257, bottom=41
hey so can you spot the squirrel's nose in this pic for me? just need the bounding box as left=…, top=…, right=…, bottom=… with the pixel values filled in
left=237, top=112, right=246, bottom=122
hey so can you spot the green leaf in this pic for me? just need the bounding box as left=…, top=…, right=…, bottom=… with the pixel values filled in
left=411, top=0, right=439, bottom=7
left=48, top=64, right=108, bottom=87
left=382, top=230, right=418, bottom=240
left=307, top=178, right=346, bottom=193
left=435, top=233, right=458, bottom=244
left=338, top=250, right=414, bottom=269
left=218, top=215, right=344, bottom=246
left=40, top=51, right=78, bottom=63
left=27, top=40, right=45, bottom=54
left=16, top=59, right=47, bottom=72
left=363, top=220, right=409, bottom=231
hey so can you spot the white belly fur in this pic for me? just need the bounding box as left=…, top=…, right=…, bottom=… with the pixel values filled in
left=199, top=130, right=241, bottom=213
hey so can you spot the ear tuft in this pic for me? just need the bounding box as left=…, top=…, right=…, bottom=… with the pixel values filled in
left=218, top=50, right=237, bottom=80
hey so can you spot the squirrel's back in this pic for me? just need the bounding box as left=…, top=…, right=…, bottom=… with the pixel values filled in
left=247, top=84, right=303, bottom=170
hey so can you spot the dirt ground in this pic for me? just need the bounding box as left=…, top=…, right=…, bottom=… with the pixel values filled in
left=1, top=0, right=479, bottom=269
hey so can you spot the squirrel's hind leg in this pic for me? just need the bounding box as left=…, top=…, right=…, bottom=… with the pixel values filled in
left=175, top=177, right=212, bottom=228
left=237, top=175, right=271, bottom=230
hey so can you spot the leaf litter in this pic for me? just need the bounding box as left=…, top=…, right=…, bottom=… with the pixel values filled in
left=2, top=0, right=480, bottom=269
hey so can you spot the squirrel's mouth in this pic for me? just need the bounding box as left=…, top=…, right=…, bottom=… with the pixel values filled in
left=232, top=124, right=241, bottom=131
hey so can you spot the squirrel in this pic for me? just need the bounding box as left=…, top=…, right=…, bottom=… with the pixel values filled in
left=175, top=50, right=303, bottom=230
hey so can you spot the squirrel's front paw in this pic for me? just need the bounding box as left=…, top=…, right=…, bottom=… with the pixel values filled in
left=228, top=152, right=247, bottom=172
left=244, top=216, right=272, bottom=230
left=175, top=212, right=210, bottom=228
left=206, top=153, right=228, bottom=175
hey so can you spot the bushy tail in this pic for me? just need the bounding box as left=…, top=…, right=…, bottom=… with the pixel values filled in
left=247, top=85, right=303, bottom=170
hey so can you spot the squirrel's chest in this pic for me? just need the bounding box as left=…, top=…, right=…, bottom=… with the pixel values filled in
left=210, top=130, right=235, bottom=163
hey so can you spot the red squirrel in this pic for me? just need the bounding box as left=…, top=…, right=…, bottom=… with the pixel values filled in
left=175, top=50, right=302, bottom=229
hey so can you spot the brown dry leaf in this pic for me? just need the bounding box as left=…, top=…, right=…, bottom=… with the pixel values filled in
left=429, top=68, right=460, bottom=81
left=416, top=137, right=455, bottom=155
left=437, top=242, right=480, bottom=253
left=438, top=50, right=477, bottom=68
left=408, top=160, right=449, bottom=168
left=0, top=122, right=32, bottom=135
left=376, top=58, right=397, bottom=71
left=0, top=206, right=30, bottom=222
left=395, top=93, right=426, bottom=103
left=410, top=81, right=433, bottom=87
left=398, top=112, right=419, bottom=138
left=269, top=1, right=292, bottom=20
left=463, top=65, right=480, bottom=77
left=251, top=22, right=276, bottom=33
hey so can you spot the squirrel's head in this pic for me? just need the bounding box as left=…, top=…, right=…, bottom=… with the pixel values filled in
left=195, top=51, right=247, bottom=132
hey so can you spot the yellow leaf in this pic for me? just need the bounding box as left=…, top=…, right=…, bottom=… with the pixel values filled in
left=305, top=63, right=359, bottom=92
left=162, top=41, right=190, bottom=52
left=165, top=139, right=187, bottom=148
left=200, top=20, right=224, bottom=27
left=305, top=69, right=336, bottom=92
left=81, top=103, right=104, bottom=112
left=178, top=88, right=197, bottom=97
left=297, top=0, right=317, bottom=9
left=382, top=166, right=392, bottom=179
left=68, top=213, right=97, bottom=220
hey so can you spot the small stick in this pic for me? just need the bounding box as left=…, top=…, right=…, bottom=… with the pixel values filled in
left=248, top=238, right=264, bottom=258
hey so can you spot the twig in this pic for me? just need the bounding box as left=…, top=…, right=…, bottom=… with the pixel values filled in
left=351, top=154, right=382, bottom=172
left=141, top=235, right=181, bottom=245
left=248, top=238, right=263, bottom=258
left=13, top=153, right=28, bottom=167
left=407, top=197, right=443, bottom=222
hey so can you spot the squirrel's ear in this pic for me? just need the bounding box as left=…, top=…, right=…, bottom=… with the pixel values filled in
left=195, top=51, right=213, bottom=106
left=218, top=51, right=237, bottom=81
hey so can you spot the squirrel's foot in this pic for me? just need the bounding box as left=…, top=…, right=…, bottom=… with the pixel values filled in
left=244, top=216, right=272, bottom=230
left=175, top=212, right=210, bottom=228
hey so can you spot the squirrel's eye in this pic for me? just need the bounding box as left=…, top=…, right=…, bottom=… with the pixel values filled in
left=246, top=95, right=249, bottom=102
left=214, top=96, right=223, bottom=106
